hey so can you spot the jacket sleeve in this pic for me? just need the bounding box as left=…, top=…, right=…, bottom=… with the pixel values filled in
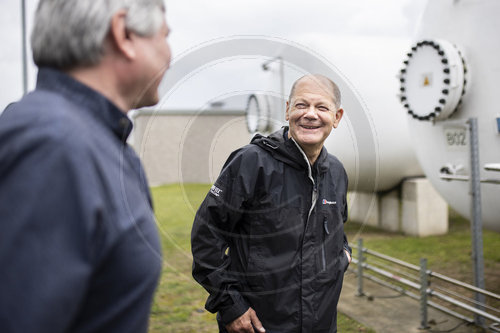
left=191, top=149, right=254, bottom=325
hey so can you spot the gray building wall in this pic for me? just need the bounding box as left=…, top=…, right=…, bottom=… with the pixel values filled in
left=131, top=110, right=251, bottom=186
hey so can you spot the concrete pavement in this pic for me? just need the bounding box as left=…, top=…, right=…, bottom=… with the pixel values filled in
left=338, top=270, right=481, bottom=333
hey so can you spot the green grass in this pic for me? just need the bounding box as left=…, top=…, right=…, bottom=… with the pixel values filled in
left=149, top=184, right=215, bottom=333
left=149, top=183, right=376, bottom=333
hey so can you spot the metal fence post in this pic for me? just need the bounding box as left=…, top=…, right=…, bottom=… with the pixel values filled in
left=419, top=258, right=430, bottom=330
left=468, top=117, right=486, bottom=326
left=21, top=0, right=28, bottom=95
left=356, top=238, right=364, bottom=296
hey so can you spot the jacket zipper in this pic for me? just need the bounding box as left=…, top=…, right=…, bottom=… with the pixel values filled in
left=291, top=139, right=317, bottom=223
left=291, top=138, right=318, bottom=331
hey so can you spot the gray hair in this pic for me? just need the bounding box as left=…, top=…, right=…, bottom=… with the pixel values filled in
left=289, top=74, right=342, bottom=109
left=31, top=0, right=165, bottom=70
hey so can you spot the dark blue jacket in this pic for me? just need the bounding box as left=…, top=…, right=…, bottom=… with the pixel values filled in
left=192, top=128, right=350, bottom=333
left=0, top=68, right=162, bottom=333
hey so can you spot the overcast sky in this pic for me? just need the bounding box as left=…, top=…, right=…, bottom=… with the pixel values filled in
left=0, top=0, right=427, bottom=111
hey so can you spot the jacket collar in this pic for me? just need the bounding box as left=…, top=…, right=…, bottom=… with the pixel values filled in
left=36, top=67, right=132, bottom=143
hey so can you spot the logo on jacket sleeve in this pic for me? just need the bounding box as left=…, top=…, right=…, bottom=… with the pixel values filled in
left=322, top=199, right=336, bottom=205
left=210, top=185, right=223, bottom=197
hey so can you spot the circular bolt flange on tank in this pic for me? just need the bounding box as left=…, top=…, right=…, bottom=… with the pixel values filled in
left=399, top=39, right=467, bottom=121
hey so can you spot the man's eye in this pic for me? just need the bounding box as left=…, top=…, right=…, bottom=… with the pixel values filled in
left=295, top=103, right=307, bottom=109
left=318, top=106, right=329, bottom=112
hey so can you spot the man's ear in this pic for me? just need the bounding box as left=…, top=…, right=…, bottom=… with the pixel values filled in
left=332, top=108, right=344, bottom=128
left=109, top=9, right=135, bottom=60
left=285, top=100, right=290, bottom=121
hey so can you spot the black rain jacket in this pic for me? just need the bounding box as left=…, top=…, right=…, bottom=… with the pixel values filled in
left=191, top=127, right=350, bottom=333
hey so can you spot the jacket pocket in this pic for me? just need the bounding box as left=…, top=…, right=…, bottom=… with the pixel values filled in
left=321, top=217, right=330, bottom=272
left=246, top=206, right=303, bottom=292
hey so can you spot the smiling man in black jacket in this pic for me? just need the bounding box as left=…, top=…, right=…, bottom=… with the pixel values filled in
left=192, top=74, right=351, bottom=333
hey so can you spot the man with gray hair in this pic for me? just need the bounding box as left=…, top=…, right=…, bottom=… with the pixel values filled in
left=192, top=74, right=351, bottom=332
left=0, top=1, right=170, bottom=332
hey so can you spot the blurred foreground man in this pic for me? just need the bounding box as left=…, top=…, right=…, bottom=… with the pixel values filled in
left=192, top=74, right=352, bottom=333
left=0, top=1, right=171, bottom=332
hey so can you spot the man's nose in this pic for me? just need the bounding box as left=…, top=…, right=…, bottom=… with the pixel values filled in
left=304, top=106, right=319, bottom=119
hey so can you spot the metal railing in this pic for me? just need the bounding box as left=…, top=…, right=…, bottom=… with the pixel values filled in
left=350, top=238, right=500, bottom=331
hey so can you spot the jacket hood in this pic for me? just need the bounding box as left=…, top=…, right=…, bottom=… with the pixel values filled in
left=250, top=127, right=329, bottom=172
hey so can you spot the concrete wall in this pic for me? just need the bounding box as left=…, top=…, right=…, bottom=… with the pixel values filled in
left=131, top=110, right=251, bottom=186
left=349, top=178, right=448, bottom=237
left=401, top=178, right=449, bottom=237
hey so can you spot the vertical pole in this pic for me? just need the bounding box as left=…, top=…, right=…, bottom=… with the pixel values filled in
left=279, top=57, right=285, bottom=127
left=21, top=0, right=28, bottom=95
left=468, top=118, right=486, bottom=326
left=356, top=238, right=364, bottom=296
left=419, top=258, right=430, bottom=330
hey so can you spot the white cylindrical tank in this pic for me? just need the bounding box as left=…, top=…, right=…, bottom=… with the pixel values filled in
left=157, top=36, right=424, bottom=194
left=246, top=38, right=424, bottom=193
left=400, top=0, right=500, bottom=231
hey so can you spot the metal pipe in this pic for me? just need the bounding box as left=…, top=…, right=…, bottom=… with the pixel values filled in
left=484, top=163, right=500, bottom=172
left=363, top=263, right=421, bottom=290
left=420, top=258, right=430, bottom=329
left=356, top=238, right=364, bottom=296
left=433, top=284, right=500, bottom=313
left=430, top=271, right=500, bottom=301
left=364, top=248, right=421, bottom=272
left=439, top=173, right=500, bottom=184
left=426, top=299, right=474, bottom=324
left=361, top=272, right=415, bottom=299
left=429, top=289, right=500, bottom=324
left=279, top=56, right=285, bottom=126
left=361, top=271, right=475, bottom=324
left=359, top=262, right=500, bottom=324
left=352, top=244, right=500, bottom=300
left=369, top=258, right=421, bottom=283
left=350, top=241, right=500, bottom=326
left=468, top=117, right=486, bottom=326
left=21, top=0, right=28, bottom=95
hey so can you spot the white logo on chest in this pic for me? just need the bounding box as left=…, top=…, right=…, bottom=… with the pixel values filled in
left=210, top=185, right=223, bottom=197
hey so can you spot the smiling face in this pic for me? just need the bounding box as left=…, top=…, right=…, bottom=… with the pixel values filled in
left=286, top=76, right=343, bottom=157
